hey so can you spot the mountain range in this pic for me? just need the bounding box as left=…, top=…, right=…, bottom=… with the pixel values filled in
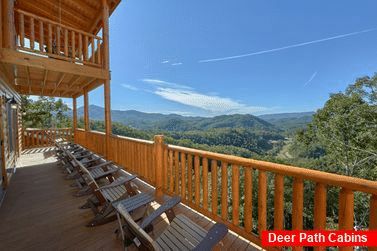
left=75, top=105, right=314, bottom=132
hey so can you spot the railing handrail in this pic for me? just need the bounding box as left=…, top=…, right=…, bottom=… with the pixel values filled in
left=25, top=128, right=72, bottom=131
left=15, top=9, right=102, bottom=40
left=168, top=144, right=377, bottom=195
left=86, top=130, right=106, bottom=135
left=111, top=134, right=154, bottom=145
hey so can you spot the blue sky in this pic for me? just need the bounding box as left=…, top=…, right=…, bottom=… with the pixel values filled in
left=73, top=0, right=377, bottom=117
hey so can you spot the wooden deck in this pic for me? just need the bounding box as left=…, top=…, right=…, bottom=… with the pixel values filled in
left=0, top=148, right=262, bottom=250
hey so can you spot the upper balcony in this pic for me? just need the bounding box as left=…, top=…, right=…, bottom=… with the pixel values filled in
left=0, top=0, right=120, bottom=98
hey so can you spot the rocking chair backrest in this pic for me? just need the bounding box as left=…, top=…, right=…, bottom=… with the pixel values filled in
left=117, top=203, right=160, bottom=251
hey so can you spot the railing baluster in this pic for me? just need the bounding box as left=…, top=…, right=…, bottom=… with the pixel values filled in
left=163, top=147, right=168, bottom=192
left=314, top=183, right=327, bottom=251
left=71, top=30, right=75, bottom=59
left=292, top=178, right=304, bottom=229
left=64, top=29, right=68, bottom=57
left=244, top=167, right=253, bottom=233
left=187, top=154, right=193, bottom=202
left=19, top=13, right=24, bottom=48
left=258, top=170, right=267, bottom=233
left=202, top=157, right=209, bottom=210
left=232, top=164, right=240, bottom=226
left=194, top=155, right=200, bottom=207
left=175, top=151, right=179, bottom=195
left=78, top=33, right=82, bottom=61
left=84, top=35, right=88, bottom=62
left=221, top=161, right=228, bottom=221
left=370, top=195, right=377, bottom=251
left=274, top=174, right=284, bottom=230
left=169, top=150, right=174, bottom=193
left=97, top=39, right=101, bottom=64
left=211, top=159, right=218, bottom=215
left=39, top=20, right=43, bottom=52
left=292, top=178, right=304, bottom=251
left=30, top=17, right=35, bottom=50
left=181, top=152, right=186, bottom=201
left=338, top=188, right=354, bottom=251
left=48, top=23, right=52, bottom=54
left=56, top=26, right=61, bottom=55
left=91, top=37, right=95, bottom=63
left=144, top=144, right=148, bottom=179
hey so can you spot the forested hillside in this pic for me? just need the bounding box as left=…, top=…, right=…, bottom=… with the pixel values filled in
left=77, top=105, right=280, bottom=132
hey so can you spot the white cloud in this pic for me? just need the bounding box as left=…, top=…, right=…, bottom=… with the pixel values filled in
left=154, top=87, right=268, bottom=115
left=161, top=60, right=169, bottom=64
left=141, top=79, right=192, bottom=90
left=121, top=84, right=138, bottom=91
left=171, top=62, right=183, bottom=66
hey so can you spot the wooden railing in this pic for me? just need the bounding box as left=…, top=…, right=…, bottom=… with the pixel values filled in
left=74, top=132, right=377, bottom=251
left=74, top=129, right=156, bottom=185
left=23, top=128, right=73, bottom=149
left=74, top=129, right=106, bottom=157
left=108, top=134, right=156, bottom=186
left=14, top=9, right=103, bottom=68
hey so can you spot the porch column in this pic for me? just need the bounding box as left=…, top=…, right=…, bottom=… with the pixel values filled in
left=0, top=0, right=2, bottom=48
left=0, top=97, right=7, bottom=188
left=84, top=91, right=89, bottom=132
left=2, top=0, right=15, bottom=49
left=72, top=97, right=77, bottom=130
left=102, top=0, right=111, bottom=157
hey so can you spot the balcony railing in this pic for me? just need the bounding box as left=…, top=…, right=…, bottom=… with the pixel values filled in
left=14, top=9, right=103, bottom=68
left=72, top=129, right=377, bottom=250
left=23, top=128, right=73, bottom=149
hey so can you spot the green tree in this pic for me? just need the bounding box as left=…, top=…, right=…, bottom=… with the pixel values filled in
left=345, top=73, right=377, bottom=104
left=21, top=95, right=72, bottom=128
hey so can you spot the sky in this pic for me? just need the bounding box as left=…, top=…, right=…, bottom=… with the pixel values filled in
left=71, top=0, right=377, bottom=117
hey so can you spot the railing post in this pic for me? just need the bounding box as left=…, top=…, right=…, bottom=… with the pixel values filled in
left=154, top=135, right=165, bottom=197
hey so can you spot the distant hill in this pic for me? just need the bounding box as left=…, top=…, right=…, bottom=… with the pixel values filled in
left=258, top=112, right=315, bottom=122
left=258, top=112, right=315, bottom=132
left=76, top=105, right=278, bottom=132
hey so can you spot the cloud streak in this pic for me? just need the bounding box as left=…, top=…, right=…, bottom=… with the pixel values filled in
left=304, top=72, right=318, bottom=87
left=121, top=84, right=138, bottom=91
left=199, top=28, right=377, bottom=63
left=142, top=79, right=192, bottom=89
left=171, top=62, right=183, bottom=66
left=161, top=60, right=169, bottom=64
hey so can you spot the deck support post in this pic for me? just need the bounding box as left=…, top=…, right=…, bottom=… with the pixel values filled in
left=154, top=135, right=165, bottom=197
left=0, top=97, right=7, bottom=188
left=2, top=0, right=15, bottom=49
left=102, top=0, right=111, bottom=158
left=73, top=97, right=77, bottom=131
left=84, top=90, right=89, bottom=134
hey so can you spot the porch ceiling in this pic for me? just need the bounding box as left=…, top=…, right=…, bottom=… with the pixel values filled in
left=0, top=59, right=104, bottom=98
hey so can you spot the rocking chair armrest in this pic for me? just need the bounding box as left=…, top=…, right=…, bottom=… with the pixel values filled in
left=97, top=175, right=136, bottom=190
left=191, top=223, right=228, bottom=251
left=139, top=196, right=181, bottom=230
left=86, top=161, right=112, bottom=170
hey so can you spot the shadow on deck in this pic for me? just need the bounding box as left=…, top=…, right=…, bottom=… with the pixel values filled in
left=0, top=150, right=262, bottom=251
